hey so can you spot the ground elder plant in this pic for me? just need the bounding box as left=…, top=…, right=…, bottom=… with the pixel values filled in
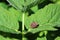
left=0, top=0, right=60, bottom=40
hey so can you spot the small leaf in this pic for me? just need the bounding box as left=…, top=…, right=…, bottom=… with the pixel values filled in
left=55, top=37, right=60, bottom=40
left=36, top=37, right=46, bottom=40
left=39, top=31, right=44, bottom=36
left=39, top=31, right=47, bottom=36
left=43, top=31, right=48, bottom=36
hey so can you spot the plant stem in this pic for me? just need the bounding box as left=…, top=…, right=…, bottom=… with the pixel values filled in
left=22, top=13, right=24, bottom=31
left=22, top=13, right=25, bottom=40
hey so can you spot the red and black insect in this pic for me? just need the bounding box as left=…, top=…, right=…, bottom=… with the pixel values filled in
left=30, top=22, right=39, bottom=28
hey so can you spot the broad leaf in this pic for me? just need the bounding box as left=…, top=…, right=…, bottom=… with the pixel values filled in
left=0, top=6, right=20, bottom=34
left=0, top=35, right=18, bottom=40
left=8, top=7, right=22, bottom=21
left=7, top=0, right=45, bottom=11
left=25, top=4, right=60, bottom=33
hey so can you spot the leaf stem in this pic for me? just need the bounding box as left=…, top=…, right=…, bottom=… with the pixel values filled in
left=22, top=13, right=24, bottom=31
left=22, top=13, right=25, bottom=40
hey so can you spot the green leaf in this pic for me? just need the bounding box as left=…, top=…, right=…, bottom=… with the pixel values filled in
left=56, top=1, right=60, bottom=4
left=8, top=7, right=22, bottom=21
left=43, top=31, right=48, bottom=36
left=39, top=31, right=44, bottom=37
left=0, top=6, right=20, bottom=34
left=50, top=0, right=60, bottom=2
left=7, top=0, right=24, bottom=10
left=25, top=4, right=60, bottom=33
left=22, top=37, right=28, bottom=40
left=36, top=37, right=46, bottom=40
left=7, top=0, right=45, bottom=11
left=0, top=35, right=18, bottom=40
left=39, top=31, right=47, bottom=36
left=50, top=0, right=60, bottom=4
left=55, top=37, right=60, bottom=40
left=0, top=3, right=8, bottom=9
left=31, top=5, right=38, bottom=12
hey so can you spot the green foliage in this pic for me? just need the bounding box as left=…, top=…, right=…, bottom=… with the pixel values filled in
left=0, top=0, right=60, bottom=40
left=0, top=6, right=20, bottom=34
left=25, top=4, right=60, bottom=33
left=0, top=3, right=8, bottom=9
left=50, top=0, right=60, bottom=2
left=0, top=35, right=18, bottom=40
left=7, top=0, right=45, bottom=11
left=55, top=37, right=60, bottom=40
left=36, top=37, right=46, bottom=40
left=8, top=7, right=22, bottom=21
